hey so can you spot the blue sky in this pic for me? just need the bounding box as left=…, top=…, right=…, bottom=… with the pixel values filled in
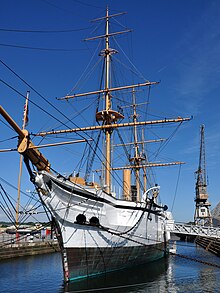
left=0, top=0, right=220, bottom=223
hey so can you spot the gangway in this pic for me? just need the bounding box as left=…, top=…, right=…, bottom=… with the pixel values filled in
left=168, top=222, right=220, bottom=238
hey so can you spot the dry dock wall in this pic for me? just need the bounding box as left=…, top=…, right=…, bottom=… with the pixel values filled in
left=0, top=241, right=60, bottom=260
left=195, top=236, right=220, bottom=256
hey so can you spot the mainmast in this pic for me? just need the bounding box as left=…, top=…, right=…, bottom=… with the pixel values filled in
left=103, top=7, right=112, bottom=194
left=94, top=8, right=128, bottom=194
left=194, top=125, right=212, bottom=226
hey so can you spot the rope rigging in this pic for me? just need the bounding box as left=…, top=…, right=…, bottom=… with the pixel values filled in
left=0, top=176, right=48, bottom=226
left=171, top=164, right=182, bottom=212
left=0, top=43, right=87, bottom=52
left=0, top=27, right=91, bottom=33
left=85, top=131, right=102, bottom=182
left=0, top=59, right=128, bottom=193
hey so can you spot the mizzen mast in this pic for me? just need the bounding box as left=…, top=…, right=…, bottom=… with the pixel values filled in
left=129, top=89, right=145, bottom=201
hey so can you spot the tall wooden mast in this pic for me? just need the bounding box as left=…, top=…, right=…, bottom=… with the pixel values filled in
left=129, top=89, right=145, bottom=201
left=92, top=8, right=129, bottom=194
left=104, top=7, right=112, bottom=194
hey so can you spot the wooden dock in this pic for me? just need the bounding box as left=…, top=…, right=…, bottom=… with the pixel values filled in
left=195, top=236, right=220, bottom=257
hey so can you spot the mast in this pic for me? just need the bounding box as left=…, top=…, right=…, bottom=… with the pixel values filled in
left=104, top=7, right=111, bottom=194
left=92, top=8, right=128, bottom=194
left=129, top=89, right=145, bottom=201
left=132, top=89, right=140, bottom=200
left=194, top=125, right=212, bottom=226
left=97, top=8, right=128, bottom=194
left=141, top=129, right=147, bottom=193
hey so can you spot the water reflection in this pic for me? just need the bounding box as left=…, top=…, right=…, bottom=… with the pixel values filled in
left=62, top=242, right=220, bottom=293
left=168, top=242, right=220, bottom=293
left=63, top=258, right=170, bottom=293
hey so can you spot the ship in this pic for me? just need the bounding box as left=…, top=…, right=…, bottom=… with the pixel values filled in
left=0, top=8, right=191, bottom=282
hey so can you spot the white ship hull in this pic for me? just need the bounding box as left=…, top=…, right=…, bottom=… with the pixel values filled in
left=35, top=171, right=168, bottom=282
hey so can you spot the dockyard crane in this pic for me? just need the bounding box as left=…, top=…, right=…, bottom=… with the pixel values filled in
left=194, top=125, right=212, bottom=226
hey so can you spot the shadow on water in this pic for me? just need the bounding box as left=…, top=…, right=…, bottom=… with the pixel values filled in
left=62, top=258, right=169, bottom=293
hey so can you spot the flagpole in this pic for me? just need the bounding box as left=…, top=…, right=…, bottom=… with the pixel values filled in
left=15, top=91, right=29, bottom=234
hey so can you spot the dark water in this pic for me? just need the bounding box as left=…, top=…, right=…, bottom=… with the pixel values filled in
left=1, top=241, right=220, bottom=292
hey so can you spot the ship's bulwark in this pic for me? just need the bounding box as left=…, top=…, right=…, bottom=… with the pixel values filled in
left=66, top=243, right=165, bottom=281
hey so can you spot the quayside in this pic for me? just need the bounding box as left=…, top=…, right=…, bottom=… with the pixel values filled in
left=0, top=7, right=191, bottom=282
